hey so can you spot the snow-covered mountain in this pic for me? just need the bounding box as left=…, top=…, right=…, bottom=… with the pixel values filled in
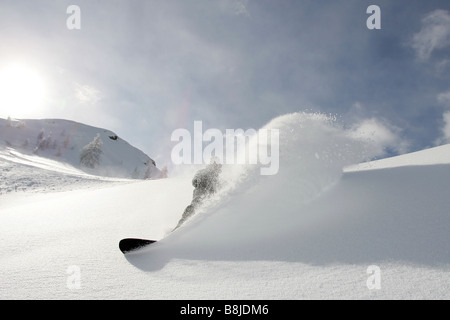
left=0, top=117, right=160, bottom=180
left=0, top=112, right=448, bottom=300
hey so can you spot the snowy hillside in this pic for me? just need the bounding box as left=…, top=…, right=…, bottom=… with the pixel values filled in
left=0, top=117, right=160, bottom=180
left=345, top=143, right=450, bottom=171
left=0, top=113, right=449, bottom=300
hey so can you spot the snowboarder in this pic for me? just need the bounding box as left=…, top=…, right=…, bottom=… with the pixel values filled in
left=120, top=158, right=223, bottom=253
left=175, top=158, right=222, bottom=228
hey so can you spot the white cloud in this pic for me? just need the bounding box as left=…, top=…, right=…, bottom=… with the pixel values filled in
left=219, top=0, right=250, bottom=16
left=442, top=112, right=450, bottom=142
left=233, top=0, right=250, bottom=16
left=435, top=58, right=450, bottom=73
left=411, top=9, right=450, bottom=61
left=435, top=111, right=450, bottom=145
left=74, top=83, right=102, bottom=104
left=350, top=118, right=409, bottom=156
left=435, top=90, right=450, bottom=145
left=437, top=90, right=450, bottom=106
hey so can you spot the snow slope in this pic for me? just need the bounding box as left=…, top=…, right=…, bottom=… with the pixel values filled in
left=345, top=143, right=450, bottom=171
left=0, top=118, right=160, bottom=179
left=0, top=147, right=134, bottom=194
left=0, top=112, right=449, bottom=299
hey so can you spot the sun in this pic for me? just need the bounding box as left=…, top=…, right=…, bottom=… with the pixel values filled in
left=0, top=63, right=46, bottom=118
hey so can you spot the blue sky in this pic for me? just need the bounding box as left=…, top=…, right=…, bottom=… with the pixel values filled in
left=0, top=0, right=450, bottom=166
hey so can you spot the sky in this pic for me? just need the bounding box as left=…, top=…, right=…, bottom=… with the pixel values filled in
left=0, top=0, right=449, bottom=167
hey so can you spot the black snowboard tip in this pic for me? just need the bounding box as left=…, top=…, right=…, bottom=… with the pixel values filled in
left=119, top=238, right=157, bottom=254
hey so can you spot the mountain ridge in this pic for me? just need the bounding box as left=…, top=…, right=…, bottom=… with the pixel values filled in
left=0, top=117, right=161, bottom=180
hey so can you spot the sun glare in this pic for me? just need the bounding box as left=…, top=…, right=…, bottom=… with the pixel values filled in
left=0, top=63, right=46, bottom=118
